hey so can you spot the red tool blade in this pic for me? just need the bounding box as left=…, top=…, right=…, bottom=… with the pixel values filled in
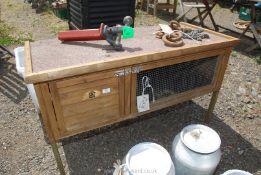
left=58, top=24, right=105, bottom=41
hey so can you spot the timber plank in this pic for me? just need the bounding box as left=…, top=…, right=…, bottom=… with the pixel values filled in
left=24, top=41, right=33, bottom=76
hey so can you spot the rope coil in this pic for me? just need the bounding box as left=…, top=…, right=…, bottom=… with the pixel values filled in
left=155, top=20, right=210, bottom=47
left=162, top=32, right=184, bottom=47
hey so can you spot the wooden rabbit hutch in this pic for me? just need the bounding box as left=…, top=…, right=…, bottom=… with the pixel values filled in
left=24, top=23, right=239, bottom=174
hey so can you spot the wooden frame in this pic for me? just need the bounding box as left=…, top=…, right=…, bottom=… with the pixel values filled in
left=177, top=0, right=219, bottom=31
left=147, top=0, right=178, bottom=16
left=31, top=47, right=232, bottom=142
left=24, top=23, right=239, bottom=175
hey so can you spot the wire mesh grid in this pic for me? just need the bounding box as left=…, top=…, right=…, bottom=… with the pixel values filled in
left=136, top=56, right=218, bottom=101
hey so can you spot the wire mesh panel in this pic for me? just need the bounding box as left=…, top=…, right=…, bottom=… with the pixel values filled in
left=136, top=56, right=218, bottom=101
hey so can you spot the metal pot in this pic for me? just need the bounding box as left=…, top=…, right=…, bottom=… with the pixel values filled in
left=172, top=124, right=221, bottom=175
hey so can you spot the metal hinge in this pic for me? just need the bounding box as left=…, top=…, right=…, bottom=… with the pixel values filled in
left=132, top=66, right=142, bottom=74
left=114, top=69, right=125, bottom=77
left=125, top=68, right=132, bottom=75
left=114, top=66, right=142, bottom=77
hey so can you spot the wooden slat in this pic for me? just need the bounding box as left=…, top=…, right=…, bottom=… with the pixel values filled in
left=157, top=3, right=176, bottom=9
left=60, top=112, right=121, bottom=139
left=24, top=41, right=33, bottom=76
left=139, top=48, right=224, bottom=71
left=250, top=24, right=261, bottom=48
left=124, top=73, right=132, bottom=115
left=59, top=84, right=118, bottom=106
left=131, top=74, right=137, bottom=113
left=214, top=48, right=232, bottom=90
left=58, top=77, right=117, bottom=94
left=118, top=76, right=125, bottom=117
left=34, top=83, right=60, bottom=142
left=132, top=84, right=215, bottom=116
left=209, top=53, right=224, bottom=88
left=58, top=78, right=118, bottom=95
left=56, top=69, right=116, bottom=89
left=48, top=82, right=67, bottom=135
left=64, top=105, right=120, bottom=132
left=62, top=94, right=119, bottom=117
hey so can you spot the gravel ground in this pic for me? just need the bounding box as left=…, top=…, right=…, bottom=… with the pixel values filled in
left=0, top=1, right=260, bottom=175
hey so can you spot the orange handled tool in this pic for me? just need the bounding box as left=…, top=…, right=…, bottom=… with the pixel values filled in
left=58, top=24, right=105, bottom=41
left=58, top=16, right=133, bottom=50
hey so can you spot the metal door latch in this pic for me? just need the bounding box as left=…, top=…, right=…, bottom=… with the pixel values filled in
left=125, top=68, right=132, bottom=75
left=132, top=66, right=142, bottom=73
left=115, top=66, right=142, bottom=77
left=114, top=69, right=125, bottom=77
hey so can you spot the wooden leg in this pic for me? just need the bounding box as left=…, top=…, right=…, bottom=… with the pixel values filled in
left=197, top=8, right=205, bottom=27
left=245, top=43, right=259, bottom=52
left=166, top=0, right=170, bottom=12
left=0, top=45, right=14, bottom=57
left=173, top=0, right=178, bottom=14
left=250, top=24, right=261, bottom=47
left=208, top=11, right=219, bottom=31
left=141, top=0, right=144, bottom=10
left=176, top=7, right=193, bottom=22
left=147, top=0, right=150, bottom=13
left=204, top=90, right=219, bottom=122
left=51, top=143, right=66, bottom=175
left=201, top=2, right=219, bottom=31
left=239, top=24, right=250, bottom=39
left=153, top=0, right=157, bottom=16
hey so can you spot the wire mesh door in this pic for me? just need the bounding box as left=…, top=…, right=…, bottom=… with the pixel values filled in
left=136, top=56, right=218, bottom=102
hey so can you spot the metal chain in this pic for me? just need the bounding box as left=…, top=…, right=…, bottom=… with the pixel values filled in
left=182, top=29, right=210, bottom=41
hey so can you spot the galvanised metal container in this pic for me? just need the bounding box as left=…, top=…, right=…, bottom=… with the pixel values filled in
left=172, top=124, right=221, bottom=175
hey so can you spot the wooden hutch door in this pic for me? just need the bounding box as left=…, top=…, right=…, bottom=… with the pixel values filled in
left=48, top=69, right=125, bottom=138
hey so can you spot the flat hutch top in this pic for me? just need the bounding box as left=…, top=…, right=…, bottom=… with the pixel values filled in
left=24, top=23, right=239, bottom=84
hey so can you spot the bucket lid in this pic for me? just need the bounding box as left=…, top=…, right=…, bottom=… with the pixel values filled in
left=222, top=169, right=253, bottom=175
left=125, top=142, right=173, bottom=175
left=180, top=124, right=221, bottom=154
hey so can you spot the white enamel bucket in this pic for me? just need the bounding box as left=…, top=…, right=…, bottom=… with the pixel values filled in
left=221, top=170, right=253, bottom=175
left=122, top=142, right=175, bottom=175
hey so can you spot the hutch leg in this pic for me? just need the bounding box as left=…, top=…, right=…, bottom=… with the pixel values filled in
left=153, top=0, right=157, bottom=16
left=34, top=84, right=66, bottom=174
left=51, top=143, right=66, bottom=175
left=204, top=90, right=220, bottom=122
left=147, top=0, right=150, bottom=13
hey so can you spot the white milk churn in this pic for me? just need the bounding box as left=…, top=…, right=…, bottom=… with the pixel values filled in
left=122, top=142, right=175, bottom=175
left=172, top=124, right=221, bottom=175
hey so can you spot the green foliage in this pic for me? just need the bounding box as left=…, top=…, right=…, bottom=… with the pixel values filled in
left=16, top=32, right=33, bottom=44
left=49, top=24, right=68, bottom=35
left=0, top=21, right=14, bottom=37
left=231, top=50, right=238, bottom=58
left=254, top=56, right=261, bottom=65
left=0, top=21, right=33, bottom=46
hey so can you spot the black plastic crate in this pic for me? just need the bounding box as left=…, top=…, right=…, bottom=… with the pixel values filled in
left=67, top=0, right=136, bottom=29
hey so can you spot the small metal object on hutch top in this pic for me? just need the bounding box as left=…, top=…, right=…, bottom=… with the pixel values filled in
left=24, top=23, right=239, bottom=175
